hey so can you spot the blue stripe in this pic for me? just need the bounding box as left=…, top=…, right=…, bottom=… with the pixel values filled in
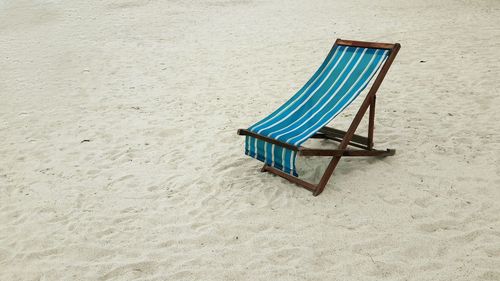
left=273, top=146, right=283, bottom=169
left=245, top=136, right=249, bottom=154
left=265, top=142, right=273, bottom=165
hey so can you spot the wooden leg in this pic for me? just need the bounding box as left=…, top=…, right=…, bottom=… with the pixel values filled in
left=300, top=148, right=395, bottom=157
left=344, top=149, right=395, bottom=157
left=262, top=165, right=317, bottom=192
left=313, top=156, right=342, bottom=196
left=368, top=95, right=376, bottom=150
left=260, top=164, right=267, bottom=172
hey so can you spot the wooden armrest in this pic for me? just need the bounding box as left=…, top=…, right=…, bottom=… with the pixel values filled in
left=237, top=129, right=302, bottom=152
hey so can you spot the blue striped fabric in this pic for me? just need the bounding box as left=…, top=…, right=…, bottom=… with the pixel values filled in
left=245, top=45, right=389, bottom=176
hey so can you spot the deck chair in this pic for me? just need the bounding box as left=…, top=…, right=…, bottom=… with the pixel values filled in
left=237, top=39, right=401, bottom=196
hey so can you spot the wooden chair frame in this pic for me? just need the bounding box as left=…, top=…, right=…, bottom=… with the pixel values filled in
left=237, top=39, right=401, bottom=196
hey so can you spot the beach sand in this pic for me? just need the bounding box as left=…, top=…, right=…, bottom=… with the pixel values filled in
left=1, top=0, right=500, bottom=280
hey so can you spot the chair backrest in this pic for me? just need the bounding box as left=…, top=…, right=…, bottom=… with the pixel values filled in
left=249, top=42, right=393, bottom=147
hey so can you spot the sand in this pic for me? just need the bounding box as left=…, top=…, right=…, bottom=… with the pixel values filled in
left=1, top=0, right=500, bottom=280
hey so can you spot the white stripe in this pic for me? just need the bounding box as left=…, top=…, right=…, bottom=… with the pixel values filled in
left=253, top=138, right=257, bottom=157
left=263, top=141, right=267, bottom=162
left=267, top=48, right=362, bottom=139
left=271, top=144, right=275, bottom=165
left=291, top=51, right=387, bottom=145
left=281, top=147, right=285, bottom=170
left=255, top=47, right=348, bottom=134
left=273, top=48, right=368, bottom=141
